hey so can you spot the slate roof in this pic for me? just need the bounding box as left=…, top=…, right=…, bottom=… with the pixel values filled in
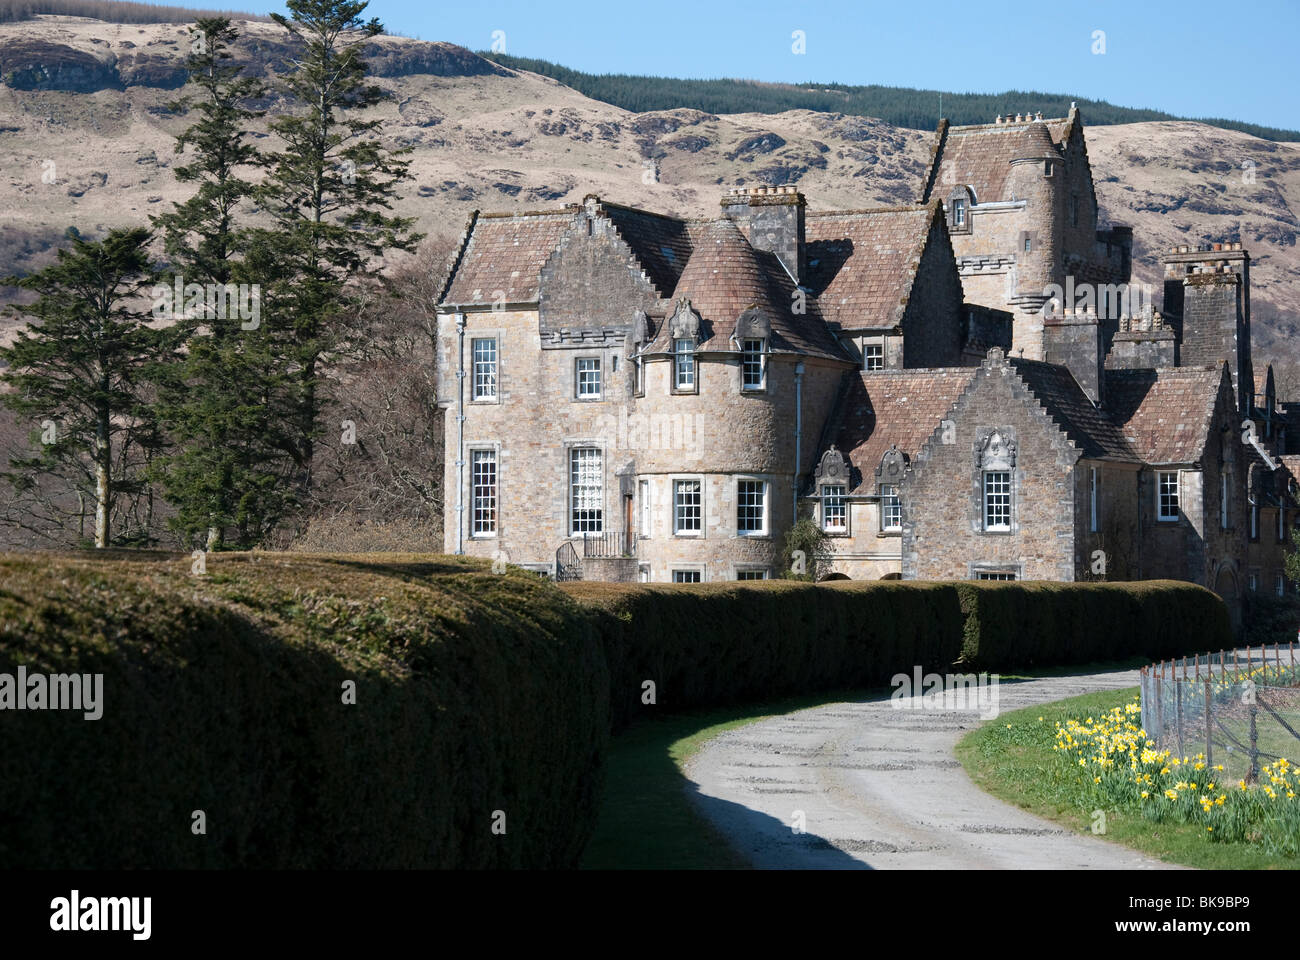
left=1009, top=358, right=1138, bottom=461
left=598, top=200, right=693, bottom=298
left=828, top=368, right=977, bottom=494
left=921, top=116, right=1070, bottom=205
left=805, top=205, right=936, bottom=330
left=649, top=217, right=850, bottom=362
left=441, top=210, right=576, bottom=306
left=1106, top=367, right=1227, bottom=465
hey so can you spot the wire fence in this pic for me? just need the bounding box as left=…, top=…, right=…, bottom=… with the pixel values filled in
left=1139, top=644, right=1300, bottom=783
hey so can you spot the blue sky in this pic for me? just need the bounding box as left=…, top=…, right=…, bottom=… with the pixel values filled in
left=227, top=0, right=1299, bottom=130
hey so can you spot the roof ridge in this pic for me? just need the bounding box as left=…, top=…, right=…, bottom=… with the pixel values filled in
left=807, top=204, right=931, bottom=218
left=477, top=206, right=581, bottom=220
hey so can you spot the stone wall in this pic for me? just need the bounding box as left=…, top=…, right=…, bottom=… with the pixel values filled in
left=902, top=351, right=1080, bottom=581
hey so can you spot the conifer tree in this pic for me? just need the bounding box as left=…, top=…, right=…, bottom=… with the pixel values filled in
left=251, top=0, right=421, bottom=496
left=148, top=17, right=297, bottom=549
left=0, top=228, right=161, bottom=548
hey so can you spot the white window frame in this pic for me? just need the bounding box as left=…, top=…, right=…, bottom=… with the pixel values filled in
left=638, top=479, right=651, bottom=538
left=863, top=342, right=885, bottom=371
left=736, top=479, right=768, bottom=537
left=821, top=483, right=847, bottom=534
left=735, top=568, right=770, bottom=581
left=1248, top=572, right=1259, bottom=593
left=880, top=483, right=902, bottom=533
left=471, top=337, right=498, bottom=402
left=569, top=446, right=603, bottom=535
left=674, top=338, right=696, bottom=391
left=672, top=569, right=703, bottom=584
left=672, top=478, right=703, bottom=537
left=983, top=470, right=1012, bottom=532
left=470, top=448, right=498, bottom=537
left=1157, top=471, right=1180, bottom=522
left=741, top=338, right=766, bottom=390
left=953, top=198, right=966, bottom=227
left=575, top=356, right=602, bottom=400
left=976, top=571, right=1017, bottom=581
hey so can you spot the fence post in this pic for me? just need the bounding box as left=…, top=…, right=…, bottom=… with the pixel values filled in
left=1205, top=678, right=1212, bottom=770
left=1175, top=675, right=1184, bottom=759
left=1155, top=673, right=1164, bottom=743
left=1248, top=693, right=1259, bottom=783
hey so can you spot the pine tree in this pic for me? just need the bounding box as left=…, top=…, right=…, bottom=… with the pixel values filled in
left=147, top=17, right=298, bottom=549
left=0, top=228, right=161, bottom=548
left=252, top=0, right=421, bottom=497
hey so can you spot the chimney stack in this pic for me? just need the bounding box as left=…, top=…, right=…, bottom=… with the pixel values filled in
left=721, top=185, right=806, bottom=282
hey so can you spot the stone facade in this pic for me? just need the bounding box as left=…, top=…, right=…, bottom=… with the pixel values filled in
left=433, top=107, right=1297, bottom=625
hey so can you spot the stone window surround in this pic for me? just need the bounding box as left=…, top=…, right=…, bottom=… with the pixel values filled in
left=672, top=339, right=699, bottom=395
left=879, top=482, right=903, bottom=536
left=860, top=335, right=891, bottom=371
left=740, top=337, right=768, bottom=392
left=468, top=443, right=501, bottom=539
left=819, top=483, right=849, bottom=537
left=565, top=441, right=606, bottom=537
left=638, top=478, right=652, bottom=539
left=670, top=475, right=705, bottom=538
left=972, top=427, right=1018, bottom=536
left=736, top=476, right=771, bottom=538
left=946, top=186, right=974, bottom=235
left=1156, top=470, right=1181, bottom=523
left=469, top=331, right=503, bottom=405
left=573, top=354, right=603, bottom=401
left=671, top=565, right=706, bottom=583
left=734, top=565, right=771, bottom=581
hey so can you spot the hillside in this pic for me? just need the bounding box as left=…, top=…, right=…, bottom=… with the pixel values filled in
left=0, top=16, right=1297, bottom=368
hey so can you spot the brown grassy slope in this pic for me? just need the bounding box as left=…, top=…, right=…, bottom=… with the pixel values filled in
left=0, top=17, right=1295, bottom=367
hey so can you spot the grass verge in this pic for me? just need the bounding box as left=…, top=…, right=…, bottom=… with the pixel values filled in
left=955, top=688, right=1300, bottom=870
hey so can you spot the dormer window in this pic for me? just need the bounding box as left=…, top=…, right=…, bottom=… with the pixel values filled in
left=947, top=186, right=973, bottom=234
left=674, top=338, right=695, bottom=391
left=863, top=342, right=884, bottom=371
left=741, top=338, right=766, bottom=390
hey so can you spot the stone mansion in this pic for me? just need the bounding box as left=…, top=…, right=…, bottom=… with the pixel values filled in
left=434, top=105, right=1300, bottom=620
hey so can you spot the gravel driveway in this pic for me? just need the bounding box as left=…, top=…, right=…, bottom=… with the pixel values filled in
left=684, top=666, right=1182, bottom=869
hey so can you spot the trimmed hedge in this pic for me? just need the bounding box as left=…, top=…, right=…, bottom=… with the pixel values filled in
left=953, top=579, right=1233, bottom=668
left=564, top=579, right=1232, bottom=731
left=0, top=554, right=608, bottom=869
left=565, top=580, right=963, bottom=731
left=0, top=553, right=1231, bottom=868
